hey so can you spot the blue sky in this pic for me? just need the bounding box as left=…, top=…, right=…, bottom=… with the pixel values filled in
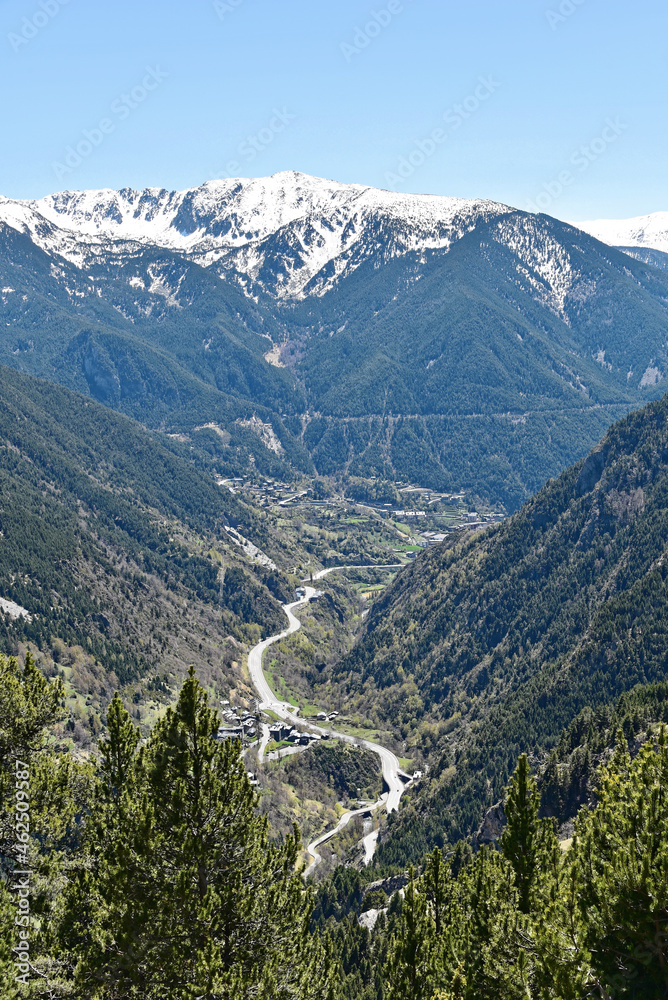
left=1, top=0, right=665, bottom=219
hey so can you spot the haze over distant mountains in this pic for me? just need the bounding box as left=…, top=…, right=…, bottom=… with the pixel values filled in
left=2, top=171, right=668, bottom=507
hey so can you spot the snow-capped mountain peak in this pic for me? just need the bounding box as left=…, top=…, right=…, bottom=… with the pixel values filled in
left=571, top=211, right=668, bottom=254
left=31, top=171, right=506, bottom=246
left=0, top=172, right=511, bottom=298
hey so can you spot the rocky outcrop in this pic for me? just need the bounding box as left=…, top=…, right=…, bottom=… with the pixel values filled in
left=363, top=874, right=408, bottom=899
left=472, top=800, right=506, bottom=848
left=358, top=908, right=385, bottom=931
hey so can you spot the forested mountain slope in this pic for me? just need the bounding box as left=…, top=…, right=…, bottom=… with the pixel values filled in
left=0, top=365, right=288, bottom=739
left=290, top=213, right=668, bottom=503
left=333, top=392, right=668, bottom=863
left=538, top=679, right=668, bottom=824
left=0, top=221, right=310, bottom=479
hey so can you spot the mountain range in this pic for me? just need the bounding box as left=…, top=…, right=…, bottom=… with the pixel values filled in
left=3, top=173, right=668, bottom=506
left=3, top=170, right=668, bottom=892
left=0, top=174, right=509, bottom=298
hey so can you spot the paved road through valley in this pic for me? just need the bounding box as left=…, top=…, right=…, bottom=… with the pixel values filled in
left=246, top=565, right=410, bottom=875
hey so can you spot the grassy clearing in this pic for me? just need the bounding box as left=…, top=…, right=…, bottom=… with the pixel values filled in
left=264, top=662, right=293, bottom=703
left=266, top=658, right=328, bottom=717
left=265, top=740, right=294, bottom=753
left=299, top=702, right=327, bottom=718
left=332, top=722, right=386, bottom=743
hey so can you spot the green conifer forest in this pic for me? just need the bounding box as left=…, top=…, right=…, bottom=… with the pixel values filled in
left=1, top=652, right=665, bottom=998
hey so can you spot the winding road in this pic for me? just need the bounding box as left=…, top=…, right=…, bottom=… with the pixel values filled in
left=246, top=565, right=410, bottom=876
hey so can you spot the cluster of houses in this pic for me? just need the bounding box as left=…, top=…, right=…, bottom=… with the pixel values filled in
left=231, top=477, right=319, bottom=510
left=215, top=706, right=258, bottom=743
left=268, top=711, right=340, bottom=747
left=269, top=723, right=321, bottom=747
left=213, top=697, right=345, bottom=754
left=419, top=512, right=505, bottom=545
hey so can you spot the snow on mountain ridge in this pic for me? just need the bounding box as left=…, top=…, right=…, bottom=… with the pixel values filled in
left=572, top=211, right=668, bottom=255
left=493, top=216, right=577, bottom=321
left=0, top=172, right=511, bottom=298
left=4, top=172, right=505, bottom=247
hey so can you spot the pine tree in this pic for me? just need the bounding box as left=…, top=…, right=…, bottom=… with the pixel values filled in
left=0, top=653, right=64, bottom=871
left=0, top=880, right=21, bottom=1000
left=386, top=869, right=436, bottom=1000
left=62, top=668, right=336, bottom=999
left=424, top=847, right=448, bottom=937
left=528, top=852, right=593, bottom=1000
left=98, top=690, right=140, bottom=796
left=454, top=847, right=528, bottom=1000
left=500, top=754, right=540, bottom=914
left=0, top=652, right=81, bottom=997
left=378, top=740, right=668, bottom=999
left=573, top=728, right=668, bottom=997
